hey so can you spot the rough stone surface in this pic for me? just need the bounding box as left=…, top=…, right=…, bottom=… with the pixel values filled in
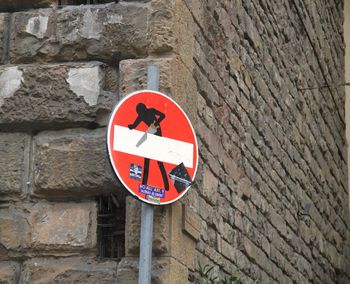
left=147, top=0, right=193, bottom=69
left=117, top=256, right=185, bottom=284
left=116, top=257, right=138, bottom=284
left=66, top=66, right=102, bottom=106
left=28, top=202, right=97, bottom=250
left=0, top=62, right=118, bottom=131
left=25, top=15, right=49, bottom=39
left=0, top=0, right=348, bottom=283
left=0, top=261, right=20, bottom=284
left=0, top=14, right=9, bottom=63
left=33, top=128, right=119, bottom=198
left=182, top=204, right=201, bottom=241
left=0, top=66, right=23, bottom=106
left=9, top=3, right=149, bottom=63
left=0, top=133, right=28, bottom=197
left=20, top=257, right=117, bottom=284
left=188, top=0, right=350, bottom=283
left=0, top=206, right=30, bottom=251
left=124, top=196, right=199, bottom=280
left=169, top=201, right=198, bottom=268
left=119, top=56, right=197, bottom=123
left=0, top=202, right=96, bottom=253
left=125, top=196, right=170, bottom=257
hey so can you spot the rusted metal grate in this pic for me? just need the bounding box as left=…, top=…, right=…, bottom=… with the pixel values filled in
left=97, top=195, right=125, bottom=260
left=59, top=0, right=117, bottom=5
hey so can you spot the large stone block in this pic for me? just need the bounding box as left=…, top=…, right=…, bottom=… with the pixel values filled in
left=148, top=0, right=194, bottom=68
left=116, top=257, right=138, bottom=284
left=0, top=0, right=57, bottom=12
left=0, top=133, right=29, bottom=197
left=125, top=197, right=199, bottom=268
left=117, top=256, right=187, bottom=284
left=0, top=206, right=30, bottom=250
left=119, top=57, right=172, bottom=96
left=169, top=202, right=198, bottom=268
left=33, top=128, right=120, bottom=197
left=0, top=261, right=20, bottom=284
left=147, top=0, right=175, bottom=55
left=20, top=257, right=117, bottom=284
left=9, top=3, right=148, bottom=63
left=0, top=202, right=97, bottom=253
left=125, top=196, right=170, bottom=257
left=0, top=62, right=118, bottom=131
left=28, top=202, right=97, bottom=250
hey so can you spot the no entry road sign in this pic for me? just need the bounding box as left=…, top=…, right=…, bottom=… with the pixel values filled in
left=107, top=90, right=198, bottom=205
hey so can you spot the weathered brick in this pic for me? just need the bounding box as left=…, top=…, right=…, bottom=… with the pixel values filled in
left=201, top=166, right=218, bottom=205
left=33, top=128, right=119, bottom=197
left=198, top=195, right=214, bottom=222
left=182, top=204, right=201, bottom=241
left=0, top=133, right=28, bottom=197
left=9, top=3, right=148, bottom=63
left=187, top=0, right=349, bottom=282
left=0, top=62, right=118, bottom=131
left=268, top=207, right=287, bottom=238
left=20, top=257, right=117, bottom=284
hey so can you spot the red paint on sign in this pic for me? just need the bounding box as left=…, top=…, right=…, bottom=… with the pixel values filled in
left=107, top=90, right=198, bottom=205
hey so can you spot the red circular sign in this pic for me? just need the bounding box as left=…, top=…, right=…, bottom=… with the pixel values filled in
left=107, top=90, right=198, bottom=205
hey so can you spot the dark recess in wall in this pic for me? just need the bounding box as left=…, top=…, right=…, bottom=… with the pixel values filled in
left=97, top=195, right=125, bottom=260
left=59, top=0, right=117, bottom=5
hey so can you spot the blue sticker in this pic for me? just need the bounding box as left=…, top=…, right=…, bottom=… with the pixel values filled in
left=130, top=164, right=142, bottom=181
left=138, top=184, right=165, bottom=199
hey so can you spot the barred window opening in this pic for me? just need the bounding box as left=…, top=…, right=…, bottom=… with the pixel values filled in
left=59, top=0, right=117, bottom=5
left=97, top=195, right=125, bottom=260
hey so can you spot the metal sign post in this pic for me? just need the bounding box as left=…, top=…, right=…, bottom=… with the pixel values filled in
left=138, top=66, right=159, bottom=284
left=106, top=64, right=198, bottom=282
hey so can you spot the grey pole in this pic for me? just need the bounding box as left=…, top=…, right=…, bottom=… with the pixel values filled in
left=138, top=65, right=159, bottom=284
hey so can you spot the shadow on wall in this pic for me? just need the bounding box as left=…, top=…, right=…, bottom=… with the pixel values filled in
left=0, top=0, right=117, bottom=12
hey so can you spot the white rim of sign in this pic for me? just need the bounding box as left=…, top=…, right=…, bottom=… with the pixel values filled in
left=106, top=89, right=199, bottom=205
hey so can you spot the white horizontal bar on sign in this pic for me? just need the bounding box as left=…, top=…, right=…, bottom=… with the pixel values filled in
left=113, top=125, right=194, bottom=168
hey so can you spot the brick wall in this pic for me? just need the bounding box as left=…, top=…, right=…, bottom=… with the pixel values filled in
left=0, top=0, right=349, bottom=283
left=184, top=0, right=350, bottom=283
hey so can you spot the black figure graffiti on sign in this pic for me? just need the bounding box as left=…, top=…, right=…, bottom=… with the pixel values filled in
left=128, top=103, right=169, bottom=191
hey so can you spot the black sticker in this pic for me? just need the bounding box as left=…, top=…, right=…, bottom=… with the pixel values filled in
left=169, top=162, right=192, bottom=193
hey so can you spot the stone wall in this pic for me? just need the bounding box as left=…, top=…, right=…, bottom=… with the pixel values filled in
left=0, top=1, right=142, bottom=283
left=0, top=0, right=201, bottom=283
left=0, top=0, right=349, bottom=283
left=183, top=0, right=350, bottom=283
